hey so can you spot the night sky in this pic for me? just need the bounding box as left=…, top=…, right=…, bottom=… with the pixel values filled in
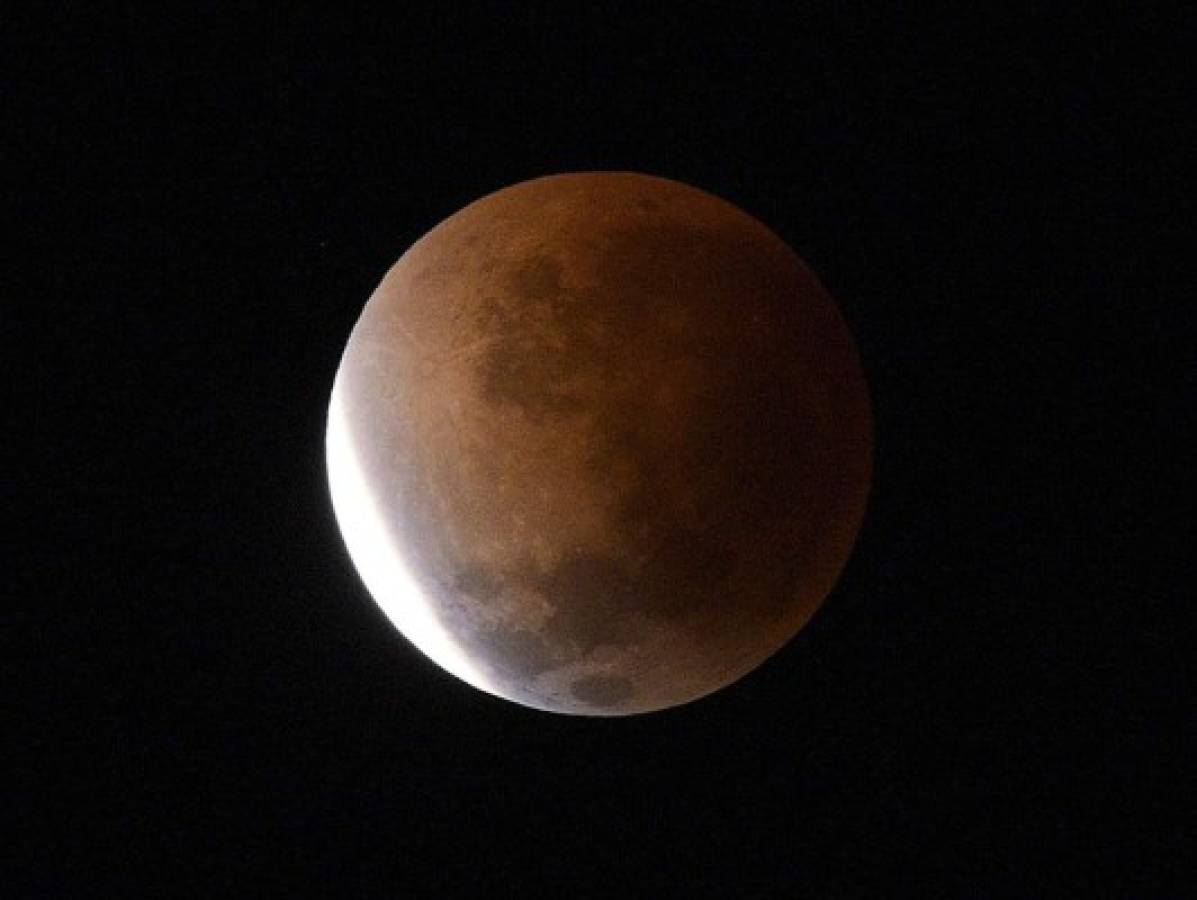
left=10, top=6, right=1189, bottom=896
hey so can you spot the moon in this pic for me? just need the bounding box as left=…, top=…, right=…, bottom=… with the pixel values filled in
left=327, top=172, right=872, bottom=715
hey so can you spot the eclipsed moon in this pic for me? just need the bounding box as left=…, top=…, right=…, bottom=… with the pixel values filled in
left=327, top=172, right=872, bottom=715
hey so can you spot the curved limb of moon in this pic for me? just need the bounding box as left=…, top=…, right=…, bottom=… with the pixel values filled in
left=326, top=380, right=498, bottom=697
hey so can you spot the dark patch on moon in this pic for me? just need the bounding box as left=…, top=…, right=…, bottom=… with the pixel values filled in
left=476, top=254, right=590, bottom=419
left=535, top=551, right=641, bottom=654
left=638, top=526, right=738, bottom=616
left=472, top=623, right=558, bottom=680
left=505, top=254, right=565, bottom=302
left=452, top=565, right=503, bottom=602
left=570, top=674, right=634, bottom=706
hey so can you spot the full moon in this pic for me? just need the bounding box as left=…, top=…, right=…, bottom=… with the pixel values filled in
left=327, top=172, right=872, bottom=715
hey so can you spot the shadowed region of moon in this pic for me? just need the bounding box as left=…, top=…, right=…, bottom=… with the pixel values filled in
left=327, top=171, right=872, bottom=715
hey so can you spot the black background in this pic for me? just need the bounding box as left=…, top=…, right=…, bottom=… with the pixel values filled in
left=8, top=5, right=1190, bottom=896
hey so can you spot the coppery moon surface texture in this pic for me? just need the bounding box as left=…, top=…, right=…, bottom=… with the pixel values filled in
left=327, top=172, right=872, bottom=715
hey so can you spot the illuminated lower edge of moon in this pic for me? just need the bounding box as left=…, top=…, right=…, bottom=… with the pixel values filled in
left=326, top=378, right=500, bottom=699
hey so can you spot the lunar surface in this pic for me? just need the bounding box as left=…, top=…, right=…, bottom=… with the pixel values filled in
left=327, top=172, right=872, bottom=715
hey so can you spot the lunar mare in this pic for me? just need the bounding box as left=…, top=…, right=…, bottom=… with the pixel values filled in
left=327, top=172, right=872, bottom=715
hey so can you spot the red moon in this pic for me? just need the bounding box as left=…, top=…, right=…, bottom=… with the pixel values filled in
left=328, top=172, right=872, bottom=715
